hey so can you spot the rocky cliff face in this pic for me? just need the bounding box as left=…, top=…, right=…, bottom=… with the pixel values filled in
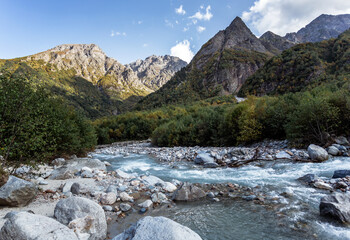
left=285, top=14, right=350, bottom=43
left=136, top=17, right=276, bottom=109
left=27, top=44, right=186, bottom=100
left=259, top=31, right=295, bottom=52
left=126, top=55, right=187, bottom=91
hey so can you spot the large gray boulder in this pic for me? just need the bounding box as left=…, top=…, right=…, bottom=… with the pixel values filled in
left=333, top=170, right=350, bottom=179
left=320, top=193, right=350, bottom=223
left=113, top=216, right=202, bottom=240
left=50, top=158, right=106, bottom=180
left=0, top=212, right=78, bottom=240
left=172, top=183, right=206, bottom=201
left=0, top=176, right=38, bottom=207
left=307, top=144, right=329, bottom=161
left=54, top=197, right=107, bottom=240
left=194, top=153, right=215, bottom=165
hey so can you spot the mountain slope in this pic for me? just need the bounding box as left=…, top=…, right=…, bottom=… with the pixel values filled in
left=0, top=44, right=186, bottom=117
left=285, top=14, right=350, bottom=43
left=259, top=31, right=296, bottom=52
left=136, top=17, right=277, bottom=110
left=239, top=30, right=350, bottom=97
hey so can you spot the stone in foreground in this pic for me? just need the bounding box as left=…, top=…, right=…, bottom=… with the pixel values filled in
left=0, top=211, right=78, bottom=240
left=307, top=144, right=329, bottom=161
left=113, top=216, right=202, bottom=240
left=54, top=197, right=107, bottom=240
left=0, top=176, right=38, bottom=207
left=320, top=193, right=350, bottom=223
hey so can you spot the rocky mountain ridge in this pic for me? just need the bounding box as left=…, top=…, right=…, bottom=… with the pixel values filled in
left=27, top=44, right=186, bottom=100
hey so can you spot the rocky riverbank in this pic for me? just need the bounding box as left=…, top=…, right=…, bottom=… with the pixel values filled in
left=1, top=138, right=350, bottom=239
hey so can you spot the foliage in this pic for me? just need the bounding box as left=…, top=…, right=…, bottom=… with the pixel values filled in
left=0, top=73, right=97, bottom=169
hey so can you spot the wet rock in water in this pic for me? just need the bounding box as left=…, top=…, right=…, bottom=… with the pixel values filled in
left=120, top=203, right=132, bottom=212
left=112, top=216, right=202, bottom=240
left=242, top=195, right=257, bottom=201
left=100, top=192, right=117, bottom=205
left=151, top=192, right=167, bottom=203
left=313, top=181, right=333, bottom=191
left=307, top=144, right=329, bottom=161
left=71, top=183, right=81, bottom=195
left=0, top=176, right=38, bottom=207
left=119, top=192, right=133, bottom=202
left=172, top=183, right=206, bottom=201
left=298, top=174, right=318, bottom=184
left=52, top=158, right=66, bottom=167
left=320, top=193, right=350, bottom=223
left=163, top=182, right=177, bottom=192
left=333, top=170, right=350, bottom=179
left=328, top=146, right=340, bottom=156
left=138, top=200, right=153, bottom=208
left=194, top=153, right=215, bottom=165
left=0, top=211, right=78, bottom=240
left=334, top=181, right=348, bottom=189
left=335, top=136, right=349, bottom=146
left=54, top=197, right=107, bottom=240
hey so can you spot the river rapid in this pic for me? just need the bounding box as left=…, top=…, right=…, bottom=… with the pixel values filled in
left=92, top=152, right=350, bottom=240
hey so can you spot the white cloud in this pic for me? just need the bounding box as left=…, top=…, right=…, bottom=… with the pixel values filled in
left=170, top=40, right=194, bottom=63
left=110, top=31, right=127, bottom=37
left=197, top=26, right=206, bottom=33
left=190, top=5, right=213, bottom=21
left=175, top=5, right=186, bottom=15
left=183, top=27, right=189, bottom=32
left=242, top=0, right=350, bottom=36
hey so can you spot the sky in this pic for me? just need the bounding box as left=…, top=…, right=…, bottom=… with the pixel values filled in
left=0, top=0, right=349, bottom=64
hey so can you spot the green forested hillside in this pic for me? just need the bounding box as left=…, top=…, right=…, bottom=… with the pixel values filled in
left=0, top=59, right=119, bottom=118
left=239, top=30, right=350, bottom=96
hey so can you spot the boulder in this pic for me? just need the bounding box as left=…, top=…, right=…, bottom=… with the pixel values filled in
left=54, top=197, right=107, bottom=240
left=320, top=193, right=350, bottom=223
left=138, top=200, right=153, bottom=208
left=163, top=182, right=177, bottom=192
left=275, top=151, right=292, bottom=159
left=328, top=146, right=340, bottom=156
left=52, top=158, right=66, bottom=167
left=112, top=216, right=202, bottom=240
left=333, top=170, right=350, bottom=179
left=335, top=136, right=349, bottom=146
left=307, top=144, right=329, bottom=161
left=50, top=158, right=106, bottom=180
left=0, top=212, right=78, bottom=240
left=194, top=153, right=215, bottom=165
left=71, top=183, right=81, bottom=195
left=100, top=192, right=117, bottom=205
left=298, top=174, right=318, bottom=184
left=172, top=183, right=206, bottom=201
left=120, top=203, right=131, bottom=212
left=141, top=175, right=165, bottom=187
left=0, top=176, right=38, bottom=207
left=151, top=192, right=167, bottom=203
left=115, top=170, right=135, bottom=179
left=313, top=181, right=333, bottom=191
left=119, top=192, right=133, bottom=202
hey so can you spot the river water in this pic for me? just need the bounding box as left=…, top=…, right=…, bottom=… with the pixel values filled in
left=92, top=152, right=350, bottom=240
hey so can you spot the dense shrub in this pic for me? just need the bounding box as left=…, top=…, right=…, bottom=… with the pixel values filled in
left=0, top=74, right=96, bottom=169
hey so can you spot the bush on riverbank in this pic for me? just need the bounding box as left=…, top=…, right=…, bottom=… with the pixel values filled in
left=0, top=73, right=97, bottom=170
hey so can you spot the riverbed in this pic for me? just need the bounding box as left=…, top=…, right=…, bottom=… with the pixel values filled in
left=92, top=152, right=350, bottom=240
